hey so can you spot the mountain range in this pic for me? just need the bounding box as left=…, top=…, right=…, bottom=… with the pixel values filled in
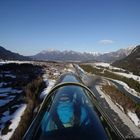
left=112, top=45, right=140, bottom=75
left=0, top=45, right=135, bottom=63
left=31, top=47, right=134, bottom=62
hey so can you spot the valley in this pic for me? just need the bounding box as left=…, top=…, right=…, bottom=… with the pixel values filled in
left=0, top=45, right=140, bottom=139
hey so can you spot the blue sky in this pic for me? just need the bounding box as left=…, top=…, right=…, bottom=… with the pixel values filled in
left=0, top=0, right=140, bottom=55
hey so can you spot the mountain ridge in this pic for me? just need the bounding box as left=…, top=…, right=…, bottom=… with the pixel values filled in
left=0, top=46, right=30, bottom=61
left=31, top=47, right=134, bottom=62
left=112, top=45, right=140, bottom=75
left=0, top=45, right=135, bottom=63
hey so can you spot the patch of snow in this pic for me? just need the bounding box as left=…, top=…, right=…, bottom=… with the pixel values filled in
left=0, top=83, right=7, bottom=88
left=43, top=73, right=49, bottom=82
left=11, top=89, right=22, bottom=94
left=40, top=79, right=56, bottom=99
left=107, top=81, right=112, bottom=86
left=95, top=66, right=101, bottom=69
left=113, top=72, right=140, bottom=83
left=127, top=111, right=140, bottom=127
left=0, top=88, right=22, bottom=94
left=101, top=69, right=105, bottom=74
left=40, top=71, right=56, bottom=99
left=0, top=97, right=14, bottom=107
left=112, top=79, right=140, bottom=98
left=116, top=103, right=124, bottom=112
left=2, top=71, right=11, bottom=74
left=88, top=51, right=100, bottom=56
left=4, top=74, right=16, bottom=79
left=0, top=104, right=26, bottom=140
left=94, top=62, right=126, bottom=72
left=109, top=66, right=125, bottom=71
left=76, top=65, right=85, bottom=74
left=53, top=72, right=59, bottom=76
left=11, top=105, right=21, bottom=108
left=66, top=68, right=75, bottom=73
left=94, top=62, right=110, bottom=67
left=0, top=87, right=12, bottom=93
left=0, top=61, right=33, bottom=66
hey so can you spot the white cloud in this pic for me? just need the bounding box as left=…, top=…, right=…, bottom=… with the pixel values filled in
left=99, top=39, right=114, bottom=45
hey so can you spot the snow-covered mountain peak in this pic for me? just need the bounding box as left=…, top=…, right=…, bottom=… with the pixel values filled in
left=40, top=49, right=60, bottom=54
left=88, top=52, right=101, bottom=56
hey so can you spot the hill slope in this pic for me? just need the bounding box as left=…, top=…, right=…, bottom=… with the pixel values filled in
left=112, top=45, right=140, bottom=75
left=0, top=46, right=30, bottom=61
left=97, top=47, right=133, bottom=62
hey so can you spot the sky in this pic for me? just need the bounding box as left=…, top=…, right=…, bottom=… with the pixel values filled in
left=0, top=0, right=140, bottom=55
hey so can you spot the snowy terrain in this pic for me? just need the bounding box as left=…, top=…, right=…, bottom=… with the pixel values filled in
left=127, top=111, right=140, bottom=127
left=111, top=79, right=140, bottom=98
left=0, top=61, right=43, bottom=139
left=96, top=85, right=140, bottom=137
left=94, top=62, right=140, bottom=83
left=113, top=72, right=140, bottom=83
left=0, top=60, right=33, bottom=65
left=0, top=104, right=26, bottom=140
left=40, top=72, right=56, bottom=99
left=94, top=62, right=110, bottom=67
left=94, top=62, right=125, bottom=71
left=0, top=70, right=25, bottom=139
left=0, top=88, right=22, bottom=107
